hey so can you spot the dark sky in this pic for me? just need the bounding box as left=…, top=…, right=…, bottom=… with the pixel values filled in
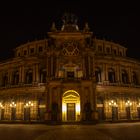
left=0, top=1, right=139, bottom=60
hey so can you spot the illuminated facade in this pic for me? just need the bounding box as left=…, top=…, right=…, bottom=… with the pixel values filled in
left=0, top=14, right=140, bottom=122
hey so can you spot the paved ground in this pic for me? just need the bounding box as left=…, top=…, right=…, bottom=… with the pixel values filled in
left=0, top=122, right=140, bottom=140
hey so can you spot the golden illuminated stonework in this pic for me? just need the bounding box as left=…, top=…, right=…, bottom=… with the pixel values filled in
left=0, top=14, right=140, bottom=123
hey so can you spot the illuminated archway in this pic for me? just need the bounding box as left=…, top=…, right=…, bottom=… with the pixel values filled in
left=62, top=90, right=80, bottom=121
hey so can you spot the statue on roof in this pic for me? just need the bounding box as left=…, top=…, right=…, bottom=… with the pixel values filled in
left=62, top=13, right=78, bottom=25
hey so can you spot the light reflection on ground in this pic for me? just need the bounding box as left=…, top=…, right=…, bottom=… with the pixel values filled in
left=0, top=123, right=140, bottom=140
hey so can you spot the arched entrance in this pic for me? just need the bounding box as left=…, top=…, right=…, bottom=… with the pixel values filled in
left=62, top=90, right=80, bottom=122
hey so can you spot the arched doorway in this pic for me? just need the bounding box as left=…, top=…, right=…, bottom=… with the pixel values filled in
left=62, top=90, right=80, bottom=122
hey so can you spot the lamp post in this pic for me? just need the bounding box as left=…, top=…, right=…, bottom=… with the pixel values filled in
left=0, top=102, right=4, bottom=120
left=125, top=100, right=132, bottom=120
left=10, top=102, right=16, bottom=120
left=109, top=100, right=118, bottom=121
left=25, top=101, right=33, bottom=121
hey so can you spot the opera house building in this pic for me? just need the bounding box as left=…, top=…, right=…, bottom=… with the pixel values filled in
left=0, top=15, right=140, bottom=123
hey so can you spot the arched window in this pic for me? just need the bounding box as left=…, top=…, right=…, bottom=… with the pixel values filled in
left=25, top=69, right=33, bottom=84
left=106, top=47, right=110, bottom=53
left=3, top=72, right=8, bottom=86
left=108, top=68, right=115, bottom=83
left=95, top=67, right=101, bottom=82
left=132, top=72, right=137, bottom=85
left=13, top=71, right=19, bottom=85
left=40, top=69, right=46, bottom=83
left=122, top=70, right=128, bottom=84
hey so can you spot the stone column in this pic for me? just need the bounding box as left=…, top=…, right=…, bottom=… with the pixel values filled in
left=116, top=64, right=120, bottom=83
left=79, top=86, right=83, bottom=121
left=36, top=64, right=39, bottom=83
left=128, top=67, right=132, bottom=83
left=102, top=64, right=106, bottom=81
left=8, top=70, right=12, bottom=85
left=91, top=80, right=98, bottom=121
left=88, top=56, right=91, bottom=77
left=19, top=66, right=22, bottom=83
left=45, top=87, right=52, bottom=121
left=21, top=66, right=25, bottom=83
left=33, top=65, right=36, bottom=83
left=82, top=56, right=86, bottom=78
left=50, top=56, right=53, bottom=77
left=0, top=72, right=2, bottom=86
left=105, top=64, right=108, bottom=81
left=119, top=66, right=122, bottom=84
left=47, top=56, right=51, bottom=78
left=58, top=87, right=62, bottom=121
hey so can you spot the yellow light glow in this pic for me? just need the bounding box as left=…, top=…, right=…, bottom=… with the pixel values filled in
left=62, top=104, right=66, bottom=112
left=62, top=90, right=80, bottom=121
left=76, top=103, right=80, bottom=114
left=114, top=102, right=116, bottom=106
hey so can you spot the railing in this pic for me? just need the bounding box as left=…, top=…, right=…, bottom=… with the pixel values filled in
left=0, top=83, right=46, bottom=89
left=97, top=81, right=140, bottom=88
left=0, top=81, right=140, bottom=89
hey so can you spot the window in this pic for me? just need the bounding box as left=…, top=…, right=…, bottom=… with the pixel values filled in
left=39, top=46, right=43, bottom=52
left=26, top=70, right=33, bottom=84
left=40, top=70, right=46, bottom=83
left=132, top=72, right=138, bottom=85
left=95, top=68, right=101, bottom=82
left=67, top=71, right=74, bottom=78
left=30, top=48, right=34, bottom=54
left=18, top=53, right=20, bottom=57
left=106, top=47, right=110, bottom=53
left=122, top=70, right=128, bottom=84
left=108, top=68, right=115, bottom=83
left=113, top=49, right=117, bottom=55
left=98, top=45, right=102, bottom=52
left=24, top=50, right=27, bottom=55
left=119, top=51, right=122, bottom=56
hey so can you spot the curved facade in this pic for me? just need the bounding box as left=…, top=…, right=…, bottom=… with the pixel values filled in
left=0, top=16, right=140, bottom=122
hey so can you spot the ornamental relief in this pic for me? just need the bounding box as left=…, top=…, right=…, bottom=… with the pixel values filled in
left=61, top=40, right=80, bottom=56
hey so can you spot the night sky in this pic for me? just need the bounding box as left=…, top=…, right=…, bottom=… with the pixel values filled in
left=0, top=1, right=139, bottom=60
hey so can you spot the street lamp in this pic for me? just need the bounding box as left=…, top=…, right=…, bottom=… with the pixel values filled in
left=125, top=100, right=132, bottom=119
left=25, top=101, right=33, bottom=121
left=125, top=100, right=132, bottom=106
left=0, top=102, right=4, bottom=108
left=10, top=101, right=16, bottom=107
left=10, top=101, right=16, bottom=120
left=109, top=100, right=117, bottom=107
left=109, top=100, right=118, bottom=121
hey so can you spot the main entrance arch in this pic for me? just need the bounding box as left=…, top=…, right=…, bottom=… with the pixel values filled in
left=62, top=90, right=80, bottom=122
